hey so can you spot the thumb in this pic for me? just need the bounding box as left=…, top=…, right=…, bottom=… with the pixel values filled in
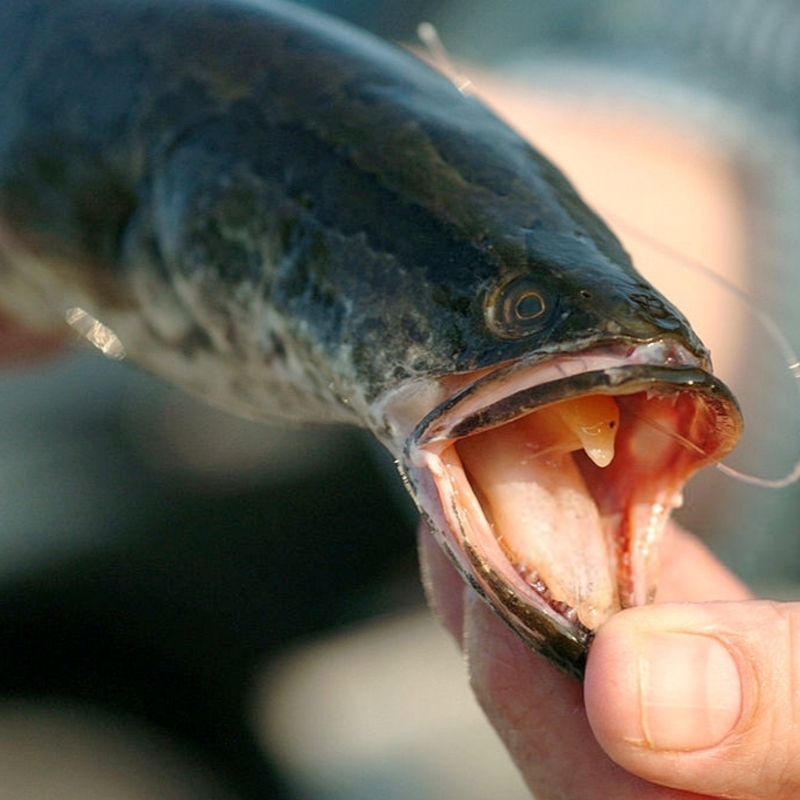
left=585, top=601, right=800, bottom=800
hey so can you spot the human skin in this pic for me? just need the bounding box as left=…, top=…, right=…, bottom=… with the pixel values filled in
left=419, top=520, right=800, bottom=800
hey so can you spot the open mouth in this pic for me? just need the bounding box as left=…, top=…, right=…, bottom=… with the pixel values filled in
left=403, top=340, right=742, bottom=676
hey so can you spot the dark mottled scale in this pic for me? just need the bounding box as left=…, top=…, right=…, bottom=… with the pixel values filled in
left=0, top=0, right=704, bottom=414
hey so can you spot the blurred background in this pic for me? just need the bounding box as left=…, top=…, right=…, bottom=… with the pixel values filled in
left=2, top=1, right=800, bottom=798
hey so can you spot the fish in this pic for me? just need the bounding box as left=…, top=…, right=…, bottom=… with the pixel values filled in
left=0, top=0, right=741, bottom=678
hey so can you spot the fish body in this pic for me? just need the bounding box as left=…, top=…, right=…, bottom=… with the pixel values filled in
left=0, top=0, right=741, bottom=677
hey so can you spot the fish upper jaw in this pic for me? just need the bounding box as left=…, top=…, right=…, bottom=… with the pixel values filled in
left=381, top=340, right=741, bottom=678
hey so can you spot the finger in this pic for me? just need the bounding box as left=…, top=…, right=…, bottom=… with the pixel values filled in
left=465, top=593, right=708, bottom=800
left=585, top=600, right=800, bottom=799
left=417, top=521, right=466, bottom=646
left=655, top=524, right=752, bottom=603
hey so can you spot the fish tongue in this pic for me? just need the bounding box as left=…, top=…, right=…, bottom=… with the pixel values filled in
left=457, top=410, right=619, bottom=629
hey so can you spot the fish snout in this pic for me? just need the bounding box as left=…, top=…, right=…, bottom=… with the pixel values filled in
left=562, top=283, right=707, bottom=358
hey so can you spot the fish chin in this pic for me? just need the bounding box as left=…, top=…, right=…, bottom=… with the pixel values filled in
left=391, top=341, right=742, bottom=679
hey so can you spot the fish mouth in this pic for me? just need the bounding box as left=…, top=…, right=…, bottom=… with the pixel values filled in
left=402, top=340, right=742, bottom=678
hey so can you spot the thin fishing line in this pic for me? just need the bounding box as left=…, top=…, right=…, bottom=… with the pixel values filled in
left=602, top=209, right=800, bottom=489
left=625, top=407, right=709, bottom=459
left=416, top=22, right=474, bottom=95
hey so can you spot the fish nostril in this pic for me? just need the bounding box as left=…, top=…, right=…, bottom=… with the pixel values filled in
left=629, top=292, right=670, bottom=319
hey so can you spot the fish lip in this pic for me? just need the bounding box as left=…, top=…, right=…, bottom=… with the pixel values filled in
left=405, top=338, right=729, bottom=457
left=400, top=338, right=742, bottom=679
left=435, top=364, right=737, bottom=443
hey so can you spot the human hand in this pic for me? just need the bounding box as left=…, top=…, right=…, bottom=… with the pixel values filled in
left=419, top=520, right=800, bottom=800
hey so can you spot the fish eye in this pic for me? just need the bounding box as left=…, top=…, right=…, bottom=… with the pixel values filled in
left=486, top=275, right=549, bottom=339
left=515, top=290, right=545, bottom=319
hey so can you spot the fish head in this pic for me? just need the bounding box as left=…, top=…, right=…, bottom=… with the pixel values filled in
left=371, top=229, right=741, bottom=679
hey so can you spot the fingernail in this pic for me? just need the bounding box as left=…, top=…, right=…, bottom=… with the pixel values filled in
left=638, top=632, right=742, bottom=751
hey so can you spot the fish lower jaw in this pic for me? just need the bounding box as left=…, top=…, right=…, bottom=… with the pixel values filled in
left=408, top=380, right=741, bottom=671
